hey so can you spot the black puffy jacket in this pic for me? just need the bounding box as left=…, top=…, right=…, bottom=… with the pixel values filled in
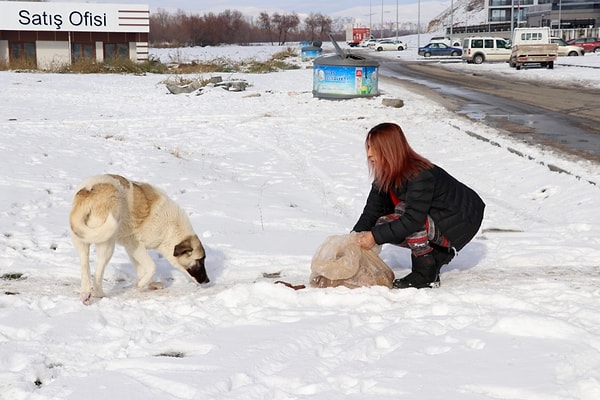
left=353, top=165, right=485, bottom=251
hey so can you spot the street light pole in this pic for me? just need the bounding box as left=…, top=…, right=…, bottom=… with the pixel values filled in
left=381, top=0, right=384, bottom=38
left=558, top=0, right=562, bottom=30
left=510, top=0, right=514, bottom=38
left=450, top=0, right=453, bottom=37
left=417, top=0, right=421, bottom=48
left=396, top=0, right=399, bottom=39
left=369, top=0, right=372, bottom=35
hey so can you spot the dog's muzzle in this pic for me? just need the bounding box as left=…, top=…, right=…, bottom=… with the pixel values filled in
left=188, top=259, right=209, bottom=284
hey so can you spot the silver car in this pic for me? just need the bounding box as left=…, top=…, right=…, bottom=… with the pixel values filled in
left=551, top=37, right=585, bottom=56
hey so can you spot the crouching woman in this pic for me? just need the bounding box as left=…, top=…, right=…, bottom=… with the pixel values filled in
left=353, top=122, right=485, bottom=288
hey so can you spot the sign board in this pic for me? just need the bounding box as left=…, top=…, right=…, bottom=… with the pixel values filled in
left=313, top=65, right=379, bottom=98
left=0, top=1, right=149, bottom=33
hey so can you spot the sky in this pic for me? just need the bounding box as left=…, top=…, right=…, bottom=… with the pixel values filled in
left=1, top=42, right=599, bottom=398
left=46, top=0, right=452, bottom=25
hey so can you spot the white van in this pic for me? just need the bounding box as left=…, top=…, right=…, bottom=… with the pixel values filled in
left=462, top=36, right=512, bottom=64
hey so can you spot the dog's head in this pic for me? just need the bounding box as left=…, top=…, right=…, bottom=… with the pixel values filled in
left=173, top=235, right=209, bottom=284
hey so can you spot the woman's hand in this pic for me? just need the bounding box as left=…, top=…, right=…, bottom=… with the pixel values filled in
left=356, top=231, right=376, bottom=249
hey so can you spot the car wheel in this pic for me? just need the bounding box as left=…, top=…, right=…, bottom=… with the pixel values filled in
left=473, top=54, right=484, bottom=64
left=424, top=52, right=431, bottom=57
left=376, top=47, right=383, bottom=51
left=450, top=51, right=459, bottom=57
left=567, top=51, right=579, bottom=56
left=595, top=47, right=600, bottom=53
left=398, top=46, right=404, bottom=51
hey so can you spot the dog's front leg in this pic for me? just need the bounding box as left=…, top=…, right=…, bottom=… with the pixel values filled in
left=125, top=243, right=158, bottom=290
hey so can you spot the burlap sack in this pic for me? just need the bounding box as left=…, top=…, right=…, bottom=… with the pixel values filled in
left=309, top=234, right=394, bottom=289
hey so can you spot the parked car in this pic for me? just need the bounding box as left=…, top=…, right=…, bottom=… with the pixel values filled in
left=359, top=38, right=378, bottom=48
left=566, top=37, right=600, bottom=53
left=374, top=39, right=407, bottom=51
left=462, top=36, right=511, bottom=64
left=429, top=35, right=462, bottom=47
left=550, top=37, right=585, bottom=56
left=367, top=39, right=383, bottom=49
left=418, top=43, right=462, bottom=57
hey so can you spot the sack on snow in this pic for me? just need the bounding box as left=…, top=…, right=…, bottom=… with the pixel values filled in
left=309, top=234, right=394, bottom=289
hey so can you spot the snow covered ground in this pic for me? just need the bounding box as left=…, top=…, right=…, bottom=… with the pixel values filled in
left=1, top=41, right=599, bottom=399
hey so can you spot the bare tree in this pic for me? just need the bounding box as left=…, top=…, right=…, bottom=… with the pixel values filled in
left=149, top=8, right=335, bottom=47
left=220, top=9, right=247, bottom=44
left=304, top=13, right=319, bottom=42
left=172, top=9, right=193, bottom=46
left=304, top=13, right=332, bottom=42
left=272, top=12, right=300, bottom=45
left=149, top=8, right=171, bottom=44
left=257, top=12, right=273, bottom=45
left=316, top=14, right=333, bottom=40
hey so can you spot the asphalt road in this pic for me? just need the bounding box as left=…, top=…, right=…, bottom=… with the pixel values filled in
left=374, top=58, right=600, bottom=163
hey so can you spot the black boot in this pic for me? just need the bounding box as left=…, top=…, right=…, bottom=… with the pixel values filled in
left=431, top=244, right=455, bottom=271
left=393, top=253, right=440, bottom=289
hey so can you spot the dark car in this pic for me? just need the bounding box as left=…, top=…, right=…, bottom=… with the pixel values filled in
left=418, top=42, right=462, bottom=57
left=566, top=37, right=600, bottom=53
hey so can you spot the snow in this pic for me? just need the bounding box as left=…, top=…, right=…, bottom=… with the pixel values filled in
left=1, top=40, right=599, bottom=399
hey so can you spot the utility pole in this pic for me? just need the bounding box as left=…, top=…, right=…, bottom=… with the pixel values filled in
left=510, top=0, right=514, bottom=38
left=381, top=0, right=384, bottom=38
left=369, top=0, right=372, bottom=36
left=396, top=0, right=399, bottom=39
left=450, top=0, right=453, bottom=37
left=417, top=0, right=421, bottom=48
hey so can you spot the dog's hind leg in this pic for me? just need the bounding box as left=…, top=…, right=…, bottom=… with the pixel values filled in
left=124, top=242, right=158, bottom=290
left=73, top=237, right=94, bottom=305
left=92, top=240, right=116, bottom=300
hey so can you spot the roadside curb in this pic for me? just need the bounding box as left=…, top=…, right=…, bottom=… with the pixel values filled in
left=449, top=122, right=598, bottom=187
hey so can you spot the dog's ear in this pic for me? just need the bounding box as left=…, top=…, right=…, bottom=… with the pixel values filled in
left=173, top=239, right=192, bottom=257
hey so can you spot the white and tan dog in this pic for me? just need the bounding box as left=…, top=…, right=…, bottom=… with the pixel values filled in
left=69, top=174, right=209, bottom=305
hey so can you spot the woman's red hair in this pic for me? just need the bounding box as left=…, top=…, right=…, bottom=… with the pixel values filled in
left=366, top=122, right=433, bottom=192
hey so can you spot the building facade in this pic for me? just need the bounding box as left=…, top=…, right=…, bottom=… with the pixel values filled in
left=0, top=1, right=149, bottom=69
left=486, top=0, right=600, bottom=29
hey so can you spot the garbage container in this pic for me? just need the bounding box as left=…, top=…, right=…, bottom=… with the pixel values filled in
left=301, top=45, right=323, bottom=60
left=312, top=35, right=379, bottom=99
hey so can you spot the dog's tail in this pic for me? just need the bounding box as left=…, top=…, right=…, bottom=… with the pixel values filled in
left=69, top=182, right=122, bottom=243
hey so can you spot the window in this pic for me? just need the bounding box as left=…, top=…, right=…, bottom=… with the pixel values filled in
left=104, top=43, right=129, bottom=60
left=10, top=42, right=36, bottom=67
left=496, top=39, right=509, bottom=49
left=71, top=43, right=95, bottom=61
left=521, top=32, right=542, bottom=41
left=484, top=39, right=494, bottom=48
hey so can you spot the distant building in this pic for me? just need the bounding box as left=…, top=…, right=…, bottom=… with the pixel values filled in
left=485, top=0, right=599, bottom=29
left=0, top=1, right=149, bottom=69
